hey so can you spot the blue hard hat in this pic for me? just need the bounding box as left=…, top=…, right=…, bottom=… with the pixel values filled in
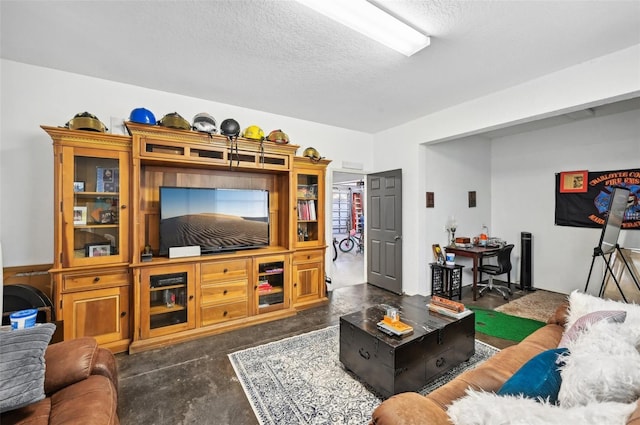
left=129, top=107, right=156, bottom=125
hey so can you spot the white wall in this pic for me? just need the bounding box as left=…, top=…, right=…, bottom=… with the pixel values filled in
left=491, top=108, right=640, bottom=295
left=373, top=45, right=640, bottom=296
left=422, top=136, right=492, bottom=291
left=0, top=60, right=374, bottom=267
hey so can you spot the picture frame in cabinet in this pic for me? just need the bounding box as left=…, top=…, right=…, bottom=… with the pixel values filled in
left=73, top=181, right=85, bottom=192
left=85, top=242, right=112, bottom=257
left=73, top=206, right=87, bottom=225
left=96, top=167, right=119, bottom=193
left=99, top=210, right=115, bottom=224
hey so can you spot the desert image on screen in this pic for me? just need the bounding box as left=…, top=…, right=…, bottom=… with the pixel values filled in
left=160, top=213, right=268, bottom=253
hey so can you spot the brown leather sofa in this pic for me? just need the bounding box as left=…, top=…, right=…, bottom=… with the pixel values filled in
left=1, top=337, right=119, bottom=425
left=371, top=303, right=640, bottom=425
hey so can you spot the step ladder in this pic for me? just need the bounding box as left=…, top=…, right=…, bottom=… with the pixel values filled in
left=352, top=191, right=363, bottom=232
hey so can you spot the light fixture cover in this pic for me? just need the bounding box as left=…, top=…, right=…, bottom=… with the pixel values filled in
left=296, top=0, right=430, bottom=56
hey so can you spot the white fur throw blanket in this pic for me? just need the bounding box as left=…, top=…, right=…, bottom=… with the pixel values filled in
left=448, top=291, right=640, bottom=425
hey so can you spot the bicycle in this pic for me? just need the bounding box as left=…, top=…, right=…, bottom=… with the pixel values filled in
left=339, top=229, right=364, bottom=254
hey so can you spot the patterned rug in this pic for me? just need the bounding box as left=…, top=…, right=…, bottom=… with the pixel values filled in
left=494, top=290, right=568, bottom=322
left=229, top=325, right=499, bottom=425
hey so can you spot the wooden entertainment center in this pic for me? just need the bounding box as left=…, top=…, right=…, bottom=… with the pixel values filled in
left=43, top=123, right=330, bottom=354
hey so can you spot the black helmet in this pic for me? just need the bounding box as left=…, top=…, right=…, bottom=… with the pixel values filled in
left=65, top=112, right=107, bottom=132
left=192, top=112, right=217, bottom=134
left=220, top=118, right=240, bottom=138
left=158, top=112, right=190, bottom=130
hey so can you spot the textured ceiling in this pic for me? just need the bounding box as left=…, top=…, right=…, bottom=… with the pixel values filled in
left=2, top=1, right=639, bottom=133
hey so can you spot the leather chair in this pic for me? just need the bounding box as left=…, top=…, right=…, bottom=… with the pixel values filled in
left=2, top=337, right=119, bottom=425
left=477, top=244, right=514, bottom=299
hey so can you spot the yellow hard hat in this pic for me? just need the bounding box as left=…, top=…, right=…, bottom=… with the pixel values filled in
left=302, top=147, right=322, bottom=161
left=242, top=125, right=264, bottom=141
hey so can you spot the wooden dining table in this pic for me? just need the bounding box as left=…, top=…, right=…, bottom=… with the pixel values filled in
left=444, top=245, right=501, bottom=300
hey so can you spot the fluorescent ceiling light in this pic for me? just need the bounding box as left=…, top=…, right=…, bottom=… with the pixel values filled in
left=296, top=0, right=430, bottom=56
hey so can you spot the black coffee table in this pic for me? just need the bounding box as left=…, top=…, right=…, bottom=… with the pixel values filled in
left=339, top=294, right=475, bottom=398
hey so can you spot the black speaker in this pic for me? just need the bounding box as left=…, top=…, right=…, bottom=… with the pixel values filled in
left=520, top=232, right=533, bottom=291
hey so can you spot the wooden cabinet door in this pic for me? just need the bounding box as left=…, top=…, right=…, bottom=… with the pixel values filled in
left=139, top=264, right=196, bottom=339
left=254, top=255, right=290, bottom=314
left=292, top=157, right=330, bottom=249
left=292, top=250, right=325, bottom=308
left=53, top=137, right=131, bottom=268
left=62, top=286, right=129, bottom=348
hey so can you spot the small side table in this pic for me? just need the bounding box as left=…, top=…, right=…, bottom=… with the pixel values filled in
left=430, top=263, right=464, bottom=300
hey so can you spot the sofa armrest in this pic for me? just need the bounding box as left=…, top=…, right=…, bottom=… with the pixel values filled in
left=44, top=337, right=99, bottom=395
left=547, top=301, right=569, bottom=326
left=370, top=392, right=450, bottom=425
left=92, top=347, right=119, bottom=391
left=626, top=400, right=640, bottom=425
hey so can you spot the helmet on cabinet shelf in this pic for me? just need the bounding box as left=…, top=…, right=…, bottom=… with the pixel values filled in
left=192, top=112, right=217, bottom=134
left=158, top=112, right=191, bottom=130
left=129, top=108, right=156, bottom=125
left=302, top=147, right=322, bottom=162
left=267, top=129, right=290, bottom=144
left=242, top=125, right=264, bottom=141
left=65, top=112, right=108, bottom=132
left=220, top=118, right=240, bottom=138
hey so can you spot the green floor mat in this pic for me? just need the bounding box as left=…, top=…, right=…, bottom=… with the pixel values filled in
left=469, top=307, right=546, bottom=342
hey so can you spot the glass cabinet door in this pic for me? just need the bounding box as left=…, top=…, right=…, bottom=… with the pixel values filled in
left=61, top=147, right=129, bottom=267
left=139, top=264, right=196, bottom=339
left=296, top=172, right=320, bottom=245
left=149, top=272, right=188, bottom=329
left=293, top=158, right=327, bottom=249
left=255, top=256, right=289, bottom=314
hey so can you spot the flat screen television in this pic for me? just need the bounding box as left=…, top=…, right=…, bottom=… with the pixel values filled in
left=159, top=186, right=270, bottom=256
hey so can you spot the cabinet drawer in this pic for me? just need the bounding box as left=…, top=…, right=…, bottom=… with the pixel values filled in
left=63, top=270, right=129, bottom=291
left=201, top=301, right=248, bottom=326
left=201, top=280, right=247, bottom=305
left=201, top=259, right=249, bottom=282
left=293, top=250, right=323, bottom=264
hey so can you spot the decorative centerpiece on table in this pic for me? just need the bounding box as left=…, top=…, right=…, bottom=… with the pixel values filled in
left=428, top=295, right=473, bottom=319
left=446, top=216, right=457, bottom=247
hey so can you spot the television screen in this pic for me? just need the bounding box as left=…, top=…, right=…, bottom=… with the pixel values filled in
left=159, top=187, right=270, bottom=255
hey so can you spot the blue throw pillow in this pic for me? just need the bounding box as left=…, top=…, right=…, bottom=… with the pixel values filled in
left=497, top=347, right=568, bottom=404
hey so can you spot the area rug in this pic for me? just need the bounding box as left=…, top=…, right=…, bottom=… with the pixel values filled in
left=494, top=290, right=568, bottom=322
left=470, top=307, right=546, bottom=342
left=229, top=325, right=499, bottom=425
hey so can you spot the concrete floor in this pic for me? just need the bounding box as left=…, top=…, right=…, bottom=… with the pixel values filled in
left=328, top=242, right=365, bottom=290
left=116, top=282, right=529, bottom=425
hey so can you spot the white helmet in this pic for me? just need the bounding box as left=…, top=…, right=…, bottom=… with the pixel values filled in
left=192, top=113, right=217, bottom=134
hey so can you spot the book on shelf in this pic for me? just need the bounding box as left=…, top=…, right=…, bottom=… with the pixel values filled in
left=257, top=279, right=273, bottom=292
left=297, top=199, right=318, bottom=221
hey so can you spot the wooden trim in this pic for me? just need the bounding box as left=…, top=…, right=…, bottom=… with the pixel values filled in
left=3, top=264, right=53, bottom=300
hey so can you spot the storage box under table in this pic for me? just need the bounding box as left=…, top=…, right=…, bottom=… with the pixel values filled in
left=339, top=295, right=475, bottom=398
